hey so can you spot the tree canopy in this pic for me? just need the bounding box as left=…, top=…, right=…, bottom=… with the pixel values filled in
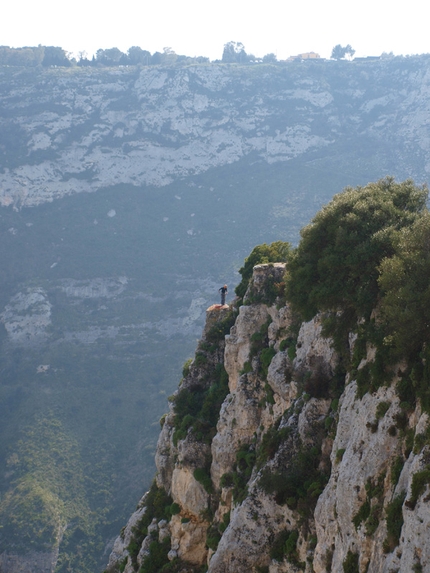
left=379, top=211, right=430, bottom=361
left=331, top=44, right=355, bottom=60
left=222, top=41, right=251, bottom=64
left=285, top=178, right=428, bottom=332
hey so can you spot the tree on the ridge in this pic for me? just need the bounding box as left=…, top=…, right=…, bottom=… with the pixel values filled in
left=42, top=46, right=72, bottom=67
left=263, top=53, right=277, bottom=63
left=331, top=44, right=355, bottom=60
left=95, top=47, right=126, bottom=66
left=127, top=46, right=151, bottom=65
left=0, top=46, right=45, bottom=66
left=161, top=47, right=177, bottom=65
left=222, top=41, right=248, bottom=63
left=285, top=178, right=428, bottom=332
left=379, top=211, right=430, bottom=363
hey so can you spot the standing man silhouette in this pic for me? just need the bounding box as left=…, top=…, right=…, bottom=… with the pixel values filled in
left=219, top=284, right=228, bottom=305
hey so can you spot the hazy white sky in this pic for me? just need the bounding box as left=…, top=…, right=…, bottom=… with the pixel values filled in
left=2, top=0, right=428, bottom=61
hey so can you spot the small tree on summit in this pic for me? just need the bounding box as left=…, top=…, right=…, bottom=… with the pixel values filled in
left=127, top=46, right=151, bottom=65
left=331, top=44, right=355, bottom=60
left=222, top=42, right=248, bottom=63
left=263, top=53, right=277, bottom=63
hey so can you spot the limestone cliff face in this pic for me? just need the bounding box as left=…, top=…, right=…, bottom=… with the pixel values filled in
left=3, top=57, right=430, bottom=209
left=107, top=264, right=430, bottom=573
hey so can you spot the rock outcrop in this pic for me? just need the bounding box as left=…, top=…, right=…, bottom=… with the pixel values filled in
left=106, top=263, right=430, bottom=573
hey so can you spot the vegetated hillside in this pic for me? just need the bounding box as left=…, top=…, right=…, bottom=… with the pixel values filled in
left=107, top=179, right=430, bottom=573
left=1, top=55, right=430, bottom=572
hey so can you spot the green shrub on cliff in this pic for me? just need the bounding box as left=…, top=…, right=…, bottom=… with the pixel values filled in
left=286, top=178, right=427, bottom=335
left=127, top=481, right=172, bottom=566
left=235, top=241, right=291, bottom=299
left=172, top=363, right=229, bottom=445
left=379, top=213, right=430, bottom=349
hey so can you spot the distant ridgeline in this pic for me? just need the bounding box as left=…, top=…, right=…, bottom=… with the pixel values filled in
left=0, top=41, right=379, bottom=67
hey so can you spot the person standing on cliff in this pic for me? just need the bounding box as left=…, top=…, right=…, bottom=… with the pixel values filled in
left=219, top=284, right=228, bottom=305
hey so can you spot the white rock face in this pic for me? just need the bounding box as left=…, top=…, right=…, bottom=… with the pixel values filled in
left=170, top=468, right=208, bottom=517
left=211, top=371, right=264, bottom=488
left=224, top=304, right=269, bottom=391
left=0, top=288, right=52, bottom=343
left=58, top=276, right=128, bottom=299
left=295, top=315, right=338, bottom=374
left=106, top=504, right=146, bottom=571
left=4, top=61, right=430, bottom=209
left=169, top=516, right=208, bottom=565
left=0, top=66, right=333, bottom=209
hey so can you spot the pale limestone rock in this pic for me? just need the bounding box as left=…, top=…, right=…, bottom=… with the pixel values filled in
left=313, top=382, right=402, bottom=573
left=0, top=67, right=335, bottom=208
left=249, top=263, right=286, bottom=298
left=147, top=518, right=158, bottom=535
left=136, top=535, right=152, bottom=566
left=208, top=488, right=295, bottom=573
left=106, top=504, right=145, bottom=571
left=58, top=276, right=128, bottom=299
left=1, top=287, right=52, bottom=344
left=211, top=371, right=264, bottom=488
left=295, top=316, right=337, bottom=375
left=224, top=304, right=269, bottom=391
left=298, top=397, right=331, bottom=447
left=171, top=467, right=208, bottom=517
left=154, top=409, right=175, bottom=490
left=203, top=304, right=233, bottom=340
left=176, top=431, right=211, bottom=470
left=268, top=305, right=293, bottom=350
left=108, top=263, right=430, bottom=573
left=386, top=439, right=430, bottom=573
left=169, top=515, right=208, bottom=564
left=266, top=351, right=297, bottom=415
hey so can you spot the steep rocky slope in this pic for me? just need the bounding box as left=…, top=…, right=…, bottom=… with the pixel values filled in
left=107, top=264, right=430, bottom=573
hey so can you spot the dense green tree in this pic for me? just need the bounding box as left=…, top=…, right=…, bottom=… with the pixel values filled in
left=96, top=47, right=126, bottom=66
left=285, top=178, right=428, bottom=335
left=263, top=53, right=277, bottom=63
left=161, top=47, right=177, bottom=65
left=42, top=46, right=72, bottom=67
left=379, top=211, right=430, bottom=361
left=127, top=46, right=151, bottom=65
left=151, top=51, right=163, bottom=65
left=0, top=45, right=44, bottom=66
left=331, top=44, right=355, bottom=60
left=222, top=41, right=248, bottom=63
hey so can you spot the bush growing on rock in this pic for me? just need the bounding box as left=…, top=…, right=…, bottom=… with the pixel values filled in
left=285, top=177, right=430, bottom=406
left=286, top=177, right=427, bottom=336
left=235, top=241, right=291, bottom=299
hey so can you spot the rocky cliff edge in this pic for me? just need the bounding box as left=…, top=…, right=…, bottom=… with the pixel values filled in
left=106, top=263, right=430, bottom=573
